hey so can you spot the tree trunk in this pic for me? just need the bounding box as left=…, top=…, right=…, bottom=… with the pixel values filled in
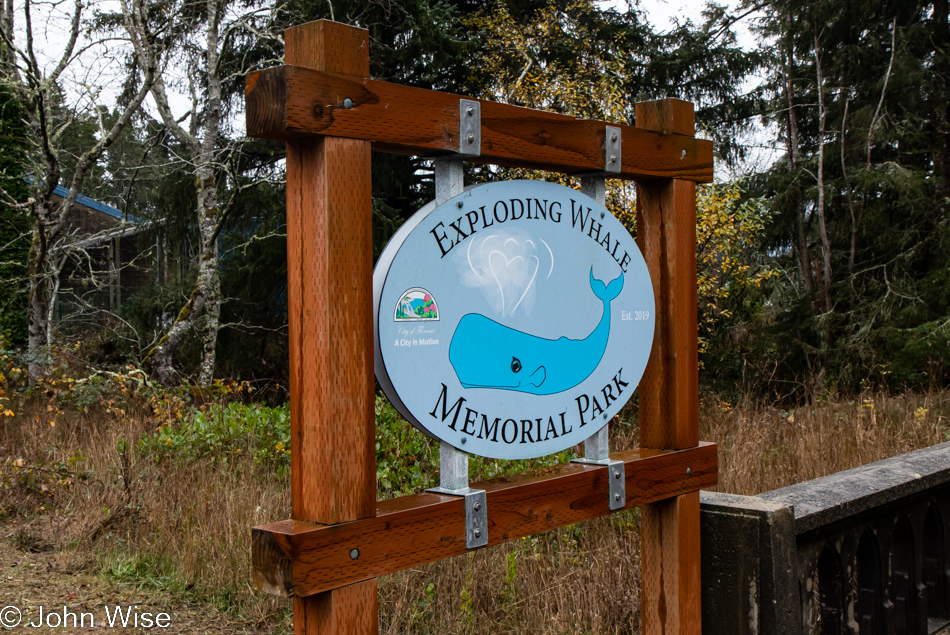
left=195, top=171, right=221, bottom=387
left=813, top=35, right=833, bottom=314
left=936, top=0, right=950, bottom=203
left=26, top=238, right=49, bottom=381
left=198, top=267, right=220, bottom=386
left=783, top=19, right=814, bottom=296
left=194, top=0, right=222, bottom=385
left=841, top=98, right=858, bottom=280
left=142, top=234, right=218, bottom=385
left=139, top=0, right=223, bottom=386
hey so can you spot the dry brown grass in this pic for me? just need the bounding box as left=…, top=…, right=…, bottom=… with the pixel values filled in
left=1, top=390, right=948, bottom=634
left=704, top=391, right=950, bottom=495
left=0, top=407, right=291, bottom=624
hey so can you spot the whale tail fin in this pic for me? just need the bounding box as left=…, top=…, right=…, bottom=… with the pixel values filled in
left=590, top=269, right=624, bottom=302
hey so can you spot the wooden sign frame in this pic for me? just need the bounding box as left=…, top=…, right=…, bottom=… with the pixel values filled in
left=245, top=19, right=715, bottom=635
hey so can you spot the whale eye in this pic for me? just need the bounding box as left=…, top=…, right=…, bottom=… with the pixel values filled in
left=511, top=357, right=522, bottom=373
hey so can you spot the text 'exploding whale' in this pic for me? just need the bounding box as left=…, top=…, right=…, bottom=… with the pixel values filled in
left=448, top=271, right=623, bottom=395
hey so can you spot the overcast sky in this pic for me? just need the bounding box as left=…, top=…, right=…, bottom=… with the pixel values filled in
left=15, top=0, right=771, bottom=180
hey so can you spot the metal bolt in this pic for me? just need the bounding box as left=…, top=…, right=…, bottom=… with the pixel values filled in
left=611, top=133, right=618, bottom=142
left=686, top=467, right=692, bottom=476
left=681, top=149, right=687, bottom=158
left=614, top=469, right=621, bottom=479
left=461, top=437, right=467, bottom=444
left=473, top=502, right=481, bottom=512
left=343, top=98, right=354, bottom=109
left=609, top=155, right=617, bottom=163
left=600, top=212, right=606, bottom=219
left=466, top=106, right=475, bottom=117
left=474, top=528, right=481, bottom=538
left=467, top=134, right=475, bottom=144
left=614, top=492, right=621, bottom=502
left=457, top=201, right=463, bottom=208
left=350, top=548, right=359, bottom=560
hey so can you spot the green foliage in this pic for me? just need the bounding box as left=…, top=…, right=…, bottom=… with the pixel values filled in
left=140, top=403, right=292, bottom=468
left=375, top=395, right=437, bottom=497
left=695, top=182, right=776, bottom=365
left=702, top=0, right=950, bottom=397
left=374, top=394, right=578, bottom=498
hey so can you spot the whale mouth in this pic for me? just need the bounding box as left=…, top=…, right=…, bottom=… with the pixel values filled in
left=460, top=381, right=521, bottom=390
left=528, top=365, right=546, bottom=387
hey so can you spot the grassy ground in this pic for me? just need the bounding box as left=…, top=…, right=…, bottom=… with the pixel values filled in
left=1, top=387, right=948, bottom=634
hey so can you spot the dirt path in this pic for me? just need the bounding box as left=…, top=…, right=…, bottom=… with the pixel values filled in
left=0, top=529, right=277, bottom=634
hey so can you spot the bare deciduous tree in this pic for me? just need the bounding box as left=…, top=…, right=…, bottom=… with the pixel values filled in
left=122, top=0, right=281, bottom=386
left=0, top=0, right=159, bottom=380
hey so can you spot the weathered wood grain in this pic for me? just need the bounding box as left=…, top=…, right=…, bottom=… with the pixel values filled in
left=641, top=491, right=701, bottom=635
left=635, top=99, right=703, bottom=635
left=284, top=19, right=378, bottom=635
left=245, top=65, right=714, bottom=182
left=636, top=179, right=699, bottom=450
left=252, top=443, right=717, bottom=598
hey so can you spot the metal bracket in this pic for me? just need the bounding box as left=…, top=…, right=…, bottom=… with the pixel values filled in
left=582, top=425, right=609, bottom=460
left=605, top=125, right=621, bottom=173
left=580, top=174, right=606, bottom=206
left=459, top=99, right=481, bottom=157
left=434, top=157, right=464, bottom=206
left=426, top=442, right=488, bottom=548
left=426, top=485, right=488, bottom=548
left=571, top=456, right=626, bottom=511
left=572, top=425, right=624, bottom=510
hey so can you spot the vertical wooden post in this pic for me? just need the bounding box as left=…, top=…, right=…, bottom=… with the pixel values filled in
left=284, top=20, right=378, bottom=635
left=635, top=98, right=702, bottom=635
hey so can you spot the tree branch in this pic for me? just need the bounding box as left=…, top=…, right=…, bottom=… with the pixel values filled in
left=867, top=17, right=897, bottom=171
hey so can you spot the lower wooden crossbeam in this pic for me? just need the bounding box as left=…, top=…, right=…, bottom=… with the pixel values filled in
left=252, top=442, right=717, bottom=597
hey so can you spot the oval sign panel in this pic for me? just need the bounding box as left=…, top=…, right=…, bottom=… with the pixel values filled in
left=374, top=180, right=655, bottom=460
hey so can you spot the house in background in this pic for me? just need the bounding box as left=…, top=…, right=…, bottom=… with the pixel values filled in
left=53, top=185, right=161, bottom=326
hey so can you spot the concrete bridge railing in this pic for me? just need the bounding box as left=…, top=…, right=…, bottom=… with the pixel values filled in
left=701, top=441, right=950, bottom=635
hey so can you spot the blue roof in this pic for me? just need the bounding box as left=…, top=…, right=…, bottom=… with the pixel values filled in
left=52, top=184, right=143, bottom=223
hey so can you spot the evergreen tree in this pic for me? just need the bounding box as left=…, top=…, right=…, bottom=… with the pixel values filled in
left=0, top=87, right=29, bottom=344
left=713, top=0, right=950, bottom=396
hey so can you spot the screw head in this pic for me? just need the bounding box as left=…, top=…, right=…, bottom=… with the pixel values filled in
left=611, top=133, right=618, bottom=142
left=343, top=98, right=354, bottom=109
left=461, top=437, right=467, bottom=444
left=614, top=492, right=621, bottom=501
left=457, top=201, right=463, bottom=208
left=474, top=528, right=481, bottom=538
left=610, top=155, right=617, bottom=163
left=350, top=548, right=359, bottom=560
left=467, top=133, right=475, bottom=143
left=681, top=149, right=687, bottom=158
left=686, top=467, right=692, bottom=476
left=614, top=469, right=621, bottom=479
left=473, top=502, right=481, bottom=512
left=466, top=106, right=475, bottom=116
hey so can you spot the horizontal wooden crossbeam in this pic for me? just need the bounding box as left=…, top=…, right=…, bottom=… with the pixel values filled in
left=252, top=442, right=717, bottom=597
left=245, top=65, right=714, bottom=182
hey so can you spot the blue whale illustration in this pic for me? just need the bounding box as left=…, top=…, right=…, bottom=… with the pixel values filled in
left=448, top=271, right=623, bottom=395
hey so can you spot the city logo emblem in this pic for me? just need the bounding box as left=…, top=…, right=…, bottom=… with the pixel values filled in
left=395, top=288, right=440, bottom=321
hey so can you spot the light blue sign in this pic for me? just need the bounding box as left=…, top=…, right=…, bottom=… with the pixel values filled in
left=374, top=180, right=655, bottom=460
